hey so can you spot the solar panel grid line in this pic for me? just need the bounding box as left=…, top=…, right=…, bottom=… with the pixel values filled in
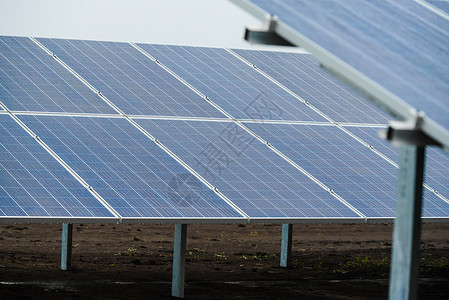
left=423, top=183, right=449, bottom=205
left=31, top=39, right=249, bottom=220
left=225, top=48, right=336, bottom=123
left=129, top=114, right=232, bottom=123
left=30, top=37, right=125, bottom=116
left=0, top=102, right=122, bottom=219
left=150, top=132, right=250, bottom=220
left=129, top=42, right=236, bottom=121
left=7, top=111, right=125, bottom=119
left=415, top=0, right=449, bottom=21
left=0, top=216, right=119, bottom=224
left=29, top=37, right=104, bottom=99
left=237, top=119, right=389, bottom=128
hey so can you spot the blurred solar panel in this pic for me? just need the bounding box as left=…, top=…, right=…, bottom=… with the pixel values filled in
left=232, top=49, right=391, bottom=124
left=138, top=44, right=328, bottom=122
left=19, top=115, right=243, bottom=220
left=0, top=36, right=116, bottom=114
left=0, top=114, right=116, bottom=219
left=425, top=0, right=449, bottom=14
left=135, top=118, right=361, bottom=220
left=37, top=38, right=226, bottom=119
left=240, top=0, right=449, bottom=145
left=243, top=122, right=449, bottom=218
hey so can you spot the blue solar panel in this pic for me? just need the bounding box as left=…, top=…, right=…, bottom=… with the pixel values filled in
left=137, top=44, right=328, bottom=122
left=135, top=119, right=361, bottom=219
left=345, top=126, right=449, bottom=203
left=37, top=38, right=226, bottom=119
left=232, top=49, right=391, bottom=124
left=243, top=0, right=449, bottom=143
left=19, top=115, right=242, bottom=219
left=425, top=0, right=449, bottom=14
left=0, top=114, right=115, bottom=218
left=243, top=122, right=449, bottom=218
left=0, top=36, right=116, bottom=114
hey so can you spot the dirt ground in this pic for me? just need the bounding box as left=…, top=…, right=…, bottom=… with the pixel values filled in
left=0, top=222, right=448, bottom=299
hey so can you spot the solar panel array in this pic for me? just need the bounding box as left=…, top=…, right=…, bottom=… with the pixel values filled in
left=237, top=0, right=449, bottom=148
left=1, top=36, right=449, bottom=223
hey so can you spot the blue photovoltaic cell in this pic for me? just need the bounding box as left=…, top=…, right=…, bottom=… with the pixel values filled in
left=37, top=38, right=225, bottom=118
left=0, top=36, right=116, bottom=114
left=19, top=115, right=242, bottom=219
left=246, top=0, right=449, bottom=135
left=232, top=49, right=391, bottom=124
left=138, top=44, right=328, bottom=122
left=0, top=114, right=114, bottom=218
left=244, top=122, right=449, bottom=218
left=345, top=126, right=449, bottom=204
left=425, top=0, right=449, bottom=14
left=135, top=119, right=360, bottom=219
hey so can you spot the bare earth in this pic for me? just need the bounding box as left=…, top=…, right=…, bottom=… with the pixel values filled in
left=0, top=223, right=448, bottom=299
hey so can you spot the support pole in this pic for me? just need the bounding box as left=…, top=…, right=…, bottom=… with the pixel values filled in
left=389, top=145, right=425, bottom=300
left=172, top=224, right=187, bottom=298
left=280, top=223, right=293, bottom=267
left=61, top=223, right=73, bottom=271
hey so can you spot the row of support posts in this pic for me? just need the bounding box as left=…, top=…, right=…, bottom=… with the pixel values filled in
left=59, top=221, right=293, bottom=298
left=59, top=142, right=426, bottom=300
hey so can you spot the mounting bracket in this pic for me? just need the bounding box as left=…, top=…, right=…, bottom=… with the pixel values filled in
left=244, top=15, right=295, bottom=46
left=379, top=112, right=440, bottom=147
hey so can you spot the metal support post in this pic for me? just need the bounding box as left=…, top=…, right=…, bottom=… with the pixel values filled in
left=280, top=223, right=293, bottom=267
left=61, top=223, right=73, bottom=271
left=389, top=145, right=425, bottom=300
left=172, top=224, right=188, bottom=298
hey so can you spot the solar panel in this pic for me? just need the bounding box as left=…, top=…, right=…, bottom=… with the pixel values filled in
left=424, top=0, right=449, bottom=14
left=243, top=122, right=449, bottom=218
left=37, top=38, right=226, bottom=119
left=344, top=126, right=449, bottom=203
left=137, top=44, right=328, bottom=122
left=237, top=0, right=449, bottom=146
left=0, top=114, right=116, bottom=219
left=0, top=36, right=117, bottom=114
left=135, top=118, right=362, bottom=220
left=232, top=49, right=391, bottom=124
left=19, top=115, right=244, bottom=220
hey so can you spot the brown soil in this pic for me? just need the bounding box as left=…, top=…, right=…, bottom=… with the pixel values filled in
left=0, top=223, right=448, bottom=299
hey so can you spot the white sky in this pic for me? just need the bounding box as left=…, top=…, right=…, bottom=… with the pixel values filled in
left=0, top=0, right=297, bottom=51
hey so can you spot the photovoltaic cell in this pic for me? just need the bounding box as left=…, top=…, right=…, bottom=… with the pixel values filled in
left=232, top=49, right=391, bottom=124
left=345, top=126, right=449, bottom=203
left=0, top=114, right=115, bottom=218
left=245, top=0, right=449, bottom=136
left=243, top=122, right=449, bottom=218
left=138, top=44, right=328, bottom=122
left=0, top=36, right=116, bottom=114
left=19, top=115, right=242, bottom=220
left=135, top=119, right=360, bottom=219
left=37, top=38, right=226, bottom=118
